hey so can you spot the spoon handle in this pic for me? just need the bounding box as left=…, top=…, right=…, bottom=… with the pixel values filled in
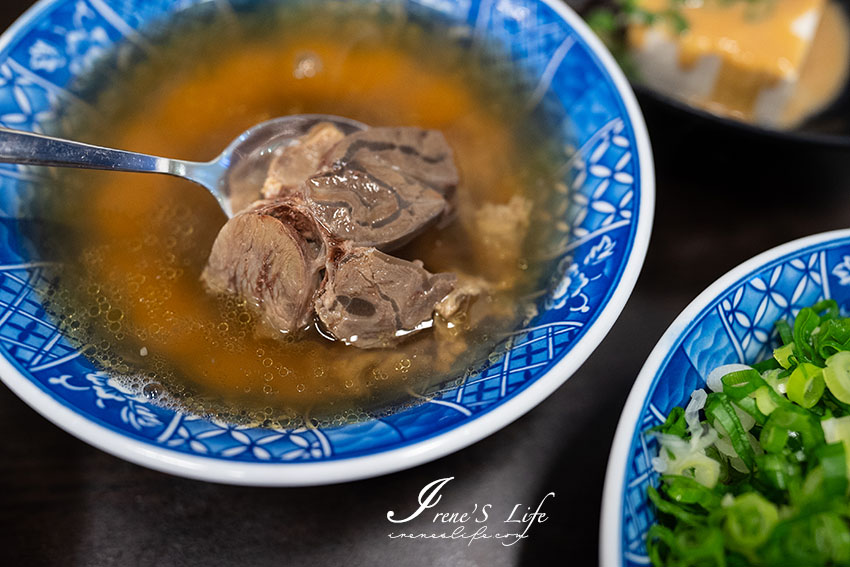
left=0, top=127, right=232, bottom=215
left=0, top=127, right=173, bottom=174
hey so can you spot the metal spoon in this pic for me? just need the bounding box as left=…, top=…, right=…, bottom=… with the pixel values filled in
left=0, top=114, right=368, bottom=217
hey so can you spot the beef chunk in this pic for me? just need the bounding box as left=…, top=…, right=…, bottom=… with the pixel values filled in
left=435, top=274, right=491, bottom=321
left=201, top=200, right=326, bottom=335
left=305, top=162, right=446, bottom=251
left=262, top=122, right=346, bottom=200
left=204, top=124, right=462, bottom=349
left=315, top=247, right=455, bottom=349
left=323, top=127, right=459, bottom=196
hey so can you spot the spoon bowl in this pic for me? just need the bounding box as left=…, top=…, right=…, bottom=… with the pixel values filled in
left=0, top=114, right=368, bottom=217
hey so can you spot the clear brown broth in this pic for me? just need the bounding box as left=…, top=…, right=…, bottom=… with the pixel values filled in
left=29, top=3, right=563, bottom=427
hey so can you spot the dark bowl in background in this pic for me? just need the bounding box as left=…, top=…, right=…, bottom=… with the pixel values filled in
left=570, top=0, right=850, bottom=151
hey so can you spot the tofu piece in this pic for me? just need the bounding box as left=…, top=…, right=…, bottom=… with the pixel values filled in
left=627, top=0, right=825, bottom=128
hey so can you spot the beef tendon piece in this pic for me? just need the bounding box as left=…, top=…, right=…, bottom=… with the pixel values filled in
left=315, top=247, right=456, bottom=349
left=435, top=273, right=491, bottom=322
left=306, top=162, right=447, bottom=251
left=201, top=200, right=326, bottom=336
left=323, top=127, right=459, bottom=196
left=261, top=122, right=346, bottom=200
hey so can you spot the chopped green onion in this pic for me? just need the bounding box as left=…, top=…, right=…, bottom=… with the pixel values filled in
left=706, top=393, right=755, bottom=470
left=814, top=318, right=850, bottom=360
left=774, top=342, right=795, bottom=369
left=813, top=299, right=840, bottom=320
left=822, top=417, right=850, bottom=481
left=655, top=434, right=722, bottom=488
left=663, top=475, right=722, bottom=510
left=754, top=386, right=779, bottom=416
left=760, top=406, right=824, bottom=454
left=764, top=513, right=850, bottom=566
left=825, top=351, right=850, bottom=404
left=814, top=443, right=848, bottom=500
left=645, top=524, right=675, bottom=567
left=723, top=492, right=779, bottom=552
left=793, top=307, right=821, bottom=364
left=756, top=452, right=800, bottom=492
left=776, top=318, right=794, bottom=346
left=648, top=485, right=705, bottom=526
left=751, top=357, right=780, bottom=372
left=651, top=405, right=688, bottom=437
left=647, top=295, right=850, bottom=566
left=733, top=394, right=768, bottom=426
left=813, top=513, right=850, bottom=564
left=721, top=369, right=767, bottom=400
left=786, top=362, right=825, bottom=408
left=822, top=415, right=850, bottom=446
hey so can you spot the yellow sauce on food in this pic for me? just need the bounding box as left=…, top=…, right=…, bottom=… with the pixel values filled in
left=629, top=0, right=850, bottom=127
left=782, top=1, right=850, bottom=126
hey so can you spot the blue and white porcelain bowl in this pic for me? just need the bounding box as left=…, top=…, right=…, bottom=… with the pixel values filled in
left=601, top=229, right=850, bottom=566
left=0, top=0, right=652, bottom=485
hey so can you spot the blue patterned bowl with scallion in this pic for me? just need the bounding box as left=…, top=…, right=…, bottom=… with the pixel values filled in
left=602, top=229, right=850, bottom=566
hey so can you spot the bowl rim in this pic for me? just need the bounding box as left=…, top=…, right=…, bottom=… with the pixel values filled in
left=599, top=227, right=850, bottom=566
left=0, top=0, right=654, bottom=486
left=633, top=84, right=850, bottom=150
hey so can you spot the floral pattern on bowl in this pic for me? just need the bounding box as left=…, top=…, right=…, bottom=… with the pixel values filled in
left=602, top=230, right=850, bottom=566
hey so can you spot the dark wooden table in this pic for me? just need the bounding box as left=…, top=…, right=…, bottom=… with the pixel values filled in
left=3, top=2, right=850, bottom=566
